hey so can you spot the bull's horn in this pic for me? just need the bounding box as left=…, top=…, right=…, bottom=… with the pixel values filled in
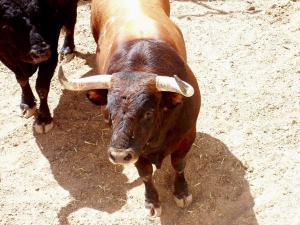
left=58, top=65, right=112, bottom=90
left=156, top=75, right=194, bottom=97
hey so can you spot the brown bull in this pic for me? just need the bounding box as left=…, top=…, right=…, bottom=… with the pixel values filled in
left=59, top=0, right=201, bottom=217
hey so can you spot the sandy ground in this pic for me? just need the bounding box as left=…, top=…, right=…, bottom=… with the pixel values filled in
left=0, top=0, right=300, bottom=224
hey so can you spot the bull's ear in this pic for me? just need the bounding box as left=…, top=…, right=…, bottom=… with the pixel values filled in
left=86, top=89, right=108, bottom=105
left=163, top=92, right=183, bottom=109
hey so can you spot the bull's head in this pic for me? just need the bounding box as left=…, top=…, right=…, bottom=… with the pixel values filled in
left=58, top=66, right=194, bottom=165
left=0, top=0, right=51, bottom=64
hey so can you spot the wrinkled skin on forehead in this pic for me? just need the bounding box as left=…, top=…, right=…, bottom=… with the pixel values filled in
left=106, top=72, right=162, bottom=158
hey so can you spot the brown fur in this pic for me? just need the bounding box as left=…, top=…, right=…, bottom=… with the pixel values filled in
left=87, top=0, right=201, bottom=216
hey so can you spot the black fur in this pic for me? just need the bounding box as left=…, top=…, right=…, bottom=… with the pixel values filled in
left=0, top=0, right=79, bottom=133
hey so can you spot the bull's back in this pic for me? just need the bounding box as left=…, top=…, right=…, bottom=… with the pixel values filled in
left=91, top=0, right=187, bottom=73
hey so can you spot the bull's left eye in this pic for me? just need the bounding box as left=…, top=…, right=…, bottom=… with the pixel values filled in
left=144, top=110, right=154, bottom=119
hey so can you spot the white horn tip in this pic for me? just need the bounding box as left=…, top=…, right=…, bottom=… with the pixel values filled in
left=174, top=75, right=194, bottom=97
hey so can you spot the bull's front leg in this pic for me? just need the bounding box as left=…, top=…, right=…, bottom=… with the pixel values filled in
left=33, top=55, right=57, bottom=133
left=18, top=78, right=37, bottom=118
left=14, top=66, right=38, bottom=118
left=34, top=86, right=53, bottom=133
left=171, top=137, right=194, bottom=208
left=134, top=157, right=162, bottom=217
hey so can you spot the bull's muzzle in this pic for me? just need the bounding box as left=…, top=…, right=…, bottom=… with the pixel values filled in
left=108, top=147, right=137, bottom=165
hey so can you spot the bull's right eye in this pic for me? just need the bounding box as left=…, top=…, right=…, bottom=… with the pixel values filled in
left=144, top=110, right=154, bottom=119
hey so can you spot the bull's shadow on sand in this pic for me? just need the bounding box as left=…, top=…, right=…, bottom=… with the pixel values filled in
left=34, top=89, right=257, bottom=224
left=158, top=133, right=258, bottom=224
left=34, top=89, right=134, bottom=224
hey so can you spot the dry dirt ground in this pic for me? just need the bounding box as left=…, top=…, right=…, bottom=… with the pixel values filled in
left=1, top=0, right=300, bottom=224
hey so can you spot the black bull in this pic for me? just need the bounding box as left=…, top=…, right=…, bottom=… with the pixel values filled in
left=0, top=0, right=79, bottom=133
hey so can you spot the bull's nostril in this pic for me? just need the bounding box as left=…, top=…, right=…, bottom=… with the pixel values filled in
left=37, top=49, right=47, bottom=54
left=123, top=153, right=132, bottom=162
left=108, top=148, right=136, bottom=164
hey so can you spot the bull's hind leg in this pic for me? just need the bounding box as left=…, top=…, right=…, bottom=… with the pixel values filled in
left=135, top=157, right=162, bottom=217
left=59, top=3, right=78, bottom=62
left=171, top=130, right=196, bottom=208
